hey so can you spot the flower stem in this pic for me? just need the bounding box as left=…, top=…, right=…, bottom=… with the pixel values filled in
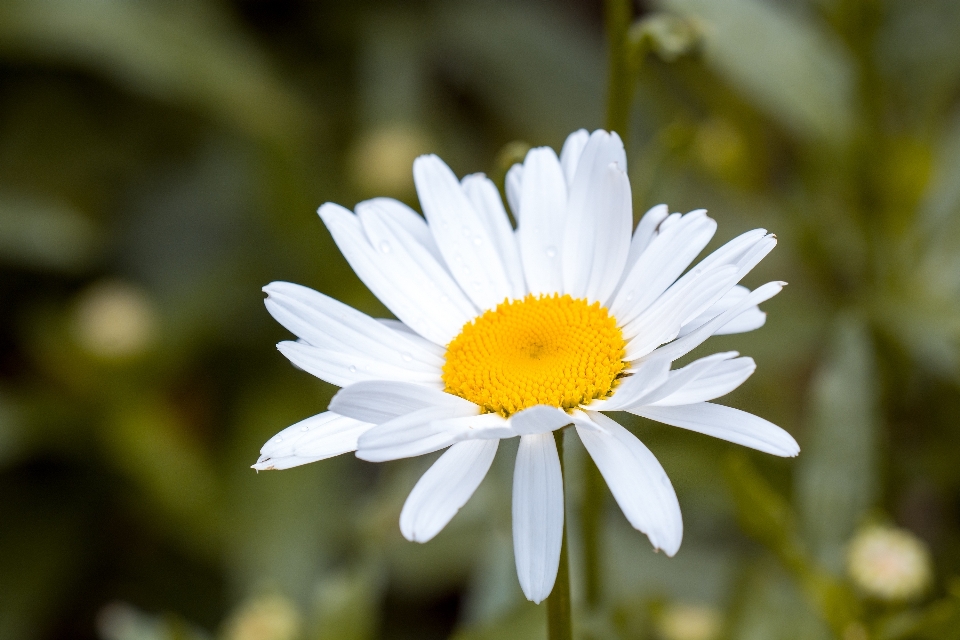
left=581, top=459, right=604, bottom=607
left=547, top=430, right=573, bottom=640
left=604, top=0, right=634, bottom=139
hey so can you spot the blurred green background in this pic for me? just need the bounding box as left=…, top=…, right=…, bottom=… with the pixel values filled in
left=2, top=0, right=960, bottom=639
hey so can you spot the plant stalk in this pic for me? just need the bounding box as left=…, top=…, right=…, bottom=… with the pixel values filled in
left=604, top=0, right=634, bottom=139
left=546, top=430, right=573, bottom=640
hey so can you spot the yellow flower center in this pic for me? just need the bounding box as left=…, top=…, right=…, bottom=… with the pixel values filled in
left=442, top=294, right=626, bottom=417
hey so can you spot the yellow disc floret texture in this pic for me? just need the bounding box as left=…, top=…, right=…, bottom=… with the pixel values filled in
left=443, top=294, right=626, bottom=416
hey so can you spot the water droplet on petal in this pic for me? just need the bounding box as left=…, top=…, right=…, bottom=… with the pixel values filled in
left=545, top=246, right=557, bottom=258
left=300, top=426, right=309, bottom=432
left=348, top=365, right=357, bottom=373
left=379, top=240, right=392, bottom=254
left=472, top=236, right=483, bottom=246
left=401, top=352, right=413, bottom=362
left=276, top=436, right=284, bottom=442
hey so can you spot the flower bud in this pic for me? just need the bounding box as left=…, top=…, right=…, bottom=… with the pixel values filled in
left=846, top=525, right=933, bottom=601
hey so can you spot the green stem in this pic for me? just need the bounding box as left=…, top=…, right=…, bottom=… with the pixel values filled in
left=547, top=430, right=573, bottom=640
left=604, top=0, right=633, bottom=139
left=581, top=459, right=604, bottom=608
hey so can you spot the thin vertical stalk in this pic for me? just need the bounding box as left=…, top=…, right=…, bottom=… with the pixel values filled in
left=581, top=460, right=604, bottom=607
left=604, top=0, right=633, bottom=139
left=547, top=430, right=572, bottom=640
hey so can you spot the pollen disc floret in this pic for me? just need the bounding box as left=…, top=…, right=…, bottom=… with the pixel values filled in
left=442, top=294, right=626, bottom=416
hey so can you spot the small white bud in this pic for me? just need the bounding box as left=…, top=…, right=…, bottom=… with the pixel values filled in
left=72, top=280, right=156, bottom=359
left=846, top=525, right=933, bottom=601
left=222, top=593, right=301, bottom=640
left=657, top=602, right=722, bottom=640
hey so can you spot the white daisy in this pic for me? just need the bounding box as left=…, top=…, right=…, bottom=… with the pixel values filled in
left=254, top=129, right=799, bottom=604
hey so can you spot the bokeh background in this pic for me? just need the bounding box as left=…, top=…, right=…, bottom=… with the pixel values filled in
left=2, top=0, right=960, bottom=639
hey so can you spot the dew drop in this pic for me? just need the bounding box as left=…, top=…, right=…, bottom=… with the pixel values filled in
left=626, top=293, right=634, bottom=301
left=545, top=246, right=557, bottom=258
left=401, top=352, right=413, bottom=362
left=349, top=365, right=357, bottom=373
left=276, top=436, right=284, bottom=442
left=300, top=426, right=309, bottom=432
left=379, top=240, right=392, bottom=254
left=472, top=236, right=483, bottom=246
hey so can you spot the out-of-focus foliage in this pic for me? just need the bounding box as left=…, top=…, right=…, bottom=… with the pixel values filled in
left=1, top=0, right=959, bottom=639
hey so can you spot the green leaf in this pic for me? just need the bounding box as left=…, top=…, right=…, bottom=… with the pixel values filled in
left=659, top=0, right=855, bottom=143
left=795, top=315, right=879, bottom=573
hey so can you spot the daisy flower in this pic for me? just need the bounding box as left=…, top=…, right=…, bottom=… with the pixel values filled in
left=254, top=129, right=799, bottom=603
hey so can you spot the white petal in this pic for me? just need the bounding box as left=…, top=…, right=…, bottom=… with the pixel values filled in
left=578, top=412, right=682, bottom=555
left=375, top=319, right=448, bottom=357
left=610, top=210, right=717, bottom=321
left=559, top=128, right=589, bottom=187
left=414, top=155, right=514, bottom=310
left=630, top=403, right=800, bottom=457
left=517, top=147, right=567, bottom=295
left=319, top=202, right=475, bottom=345
left=590, top=356, right=671, bottom=411
left=433, top=412, right=515, bottom=441
left=650, top=357, right=756, bottom=406
left=358, top=197, right=484, bottom=319
left=461, top=173, right=526, bottom=298
left=687, top=229, right=769, bottom=276
left=726, top=233, right=777, bottom=281
left=505, top=163, right=523, bottom=220
left=628, top=352, right=740, bottom=407
left=253, top=412, right=372, bottom=470
left=509, top=405, right=574, bottom=435
left=563, top=157, right=632, bottom=303
left=623, top=265, right=739, bottom=360
left=713, top=306, right=767, bottom=335
left=658, top=212, right=682, bottom=233
left=512, top=433, right=564, bottom=603
left=678, top=282, right=772, bottom=338
left=620, top=204, right=670, bottom=282
left=277, top=341, right=443, bottom=388
left=355, top=197, right=445, bottom=265
left=251, top=454, right=328, bottom=471
left=678, top=285, right=748, bottom=337
left=563, top=130, right=630, bottom=302
left=644, top=281, right=785, bottom=363
left=264, top=281, right=444, bottom=370
left=329, top=380, right=473, bottom=424
left=649, top=230, right=775, bottom=336
left=355, top=405, right=483, bottom=462
left=400, top=439, right=499, bottom=542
